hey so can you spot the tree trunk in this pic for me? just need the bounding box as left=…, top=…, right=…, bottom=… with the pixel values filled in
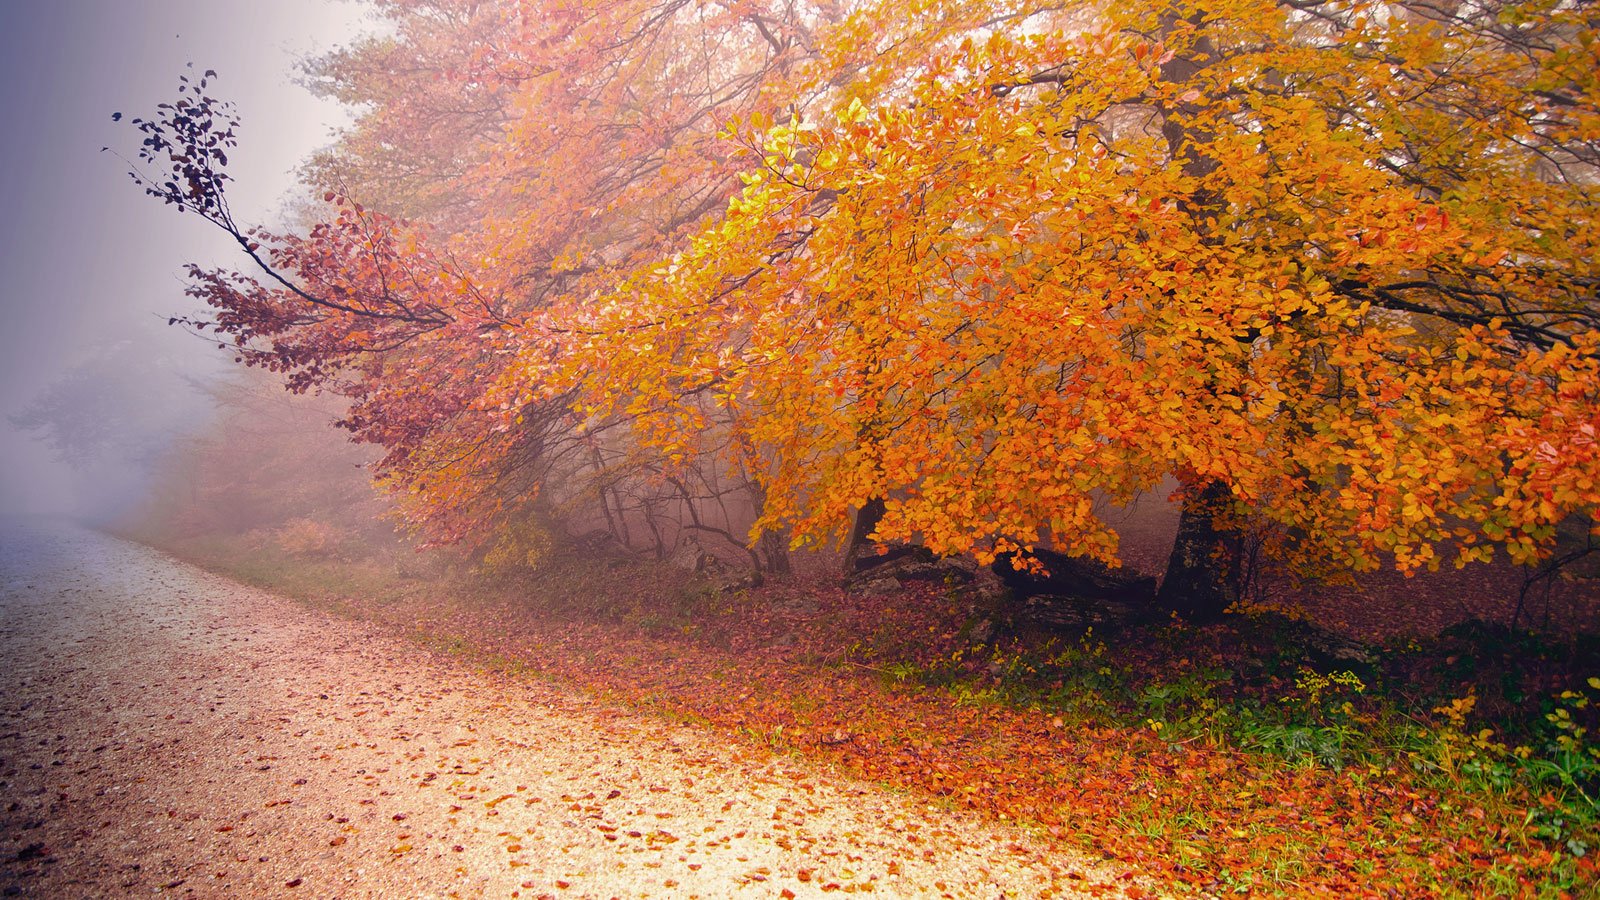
left=841, top=497, right=887, bottom=576
left=1146, top=13, right=1238, bottom=623
left=1156, top=480, right=1237, bottom=621
left=758, top=529, right=792, bottom=576
left=739, top=471, right=791, bottom=578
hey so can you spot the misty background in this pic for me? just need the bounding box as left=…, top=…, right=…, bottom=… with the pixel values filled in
left=0, top=0, right=372, bottom=520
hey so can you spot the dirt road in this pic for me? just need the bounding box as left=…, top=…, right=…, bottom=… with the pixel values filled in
left=0, top=521, right=1115, bottom=898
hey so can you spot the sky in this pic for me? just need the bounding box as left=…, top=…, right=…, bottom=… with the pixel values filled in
left=0, top=0, right=374, bottom=516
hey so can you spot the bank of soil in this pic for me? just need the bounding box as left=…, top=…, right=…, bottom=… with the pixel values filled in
left=0, top=520, right=1135, bottom=898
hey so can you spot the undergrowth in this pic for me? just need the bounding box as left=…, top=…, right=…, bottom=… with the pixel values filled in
left=883, top=614, right=1600, bottom=886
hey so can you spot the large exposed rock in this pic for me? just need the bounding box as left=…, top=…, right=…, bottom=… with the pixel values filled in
left=669, top=539, right=761, bottom=593
left=845, top=538, right=934, bottom=574
left=710, top=569, right=763, bottom=593
left=569, top=528, right=635, bottom=560
left=844, top=543, right=975, bottom=593
left=993, top=548, right=1157, bottom=600
left=992, top=548, right=1158, bottom=631
left=1018, top=593, right=1153, bottom=630
left=668, top=541, right=724, bottom=575
left=1240, top=611, right=1377, bottom=668
left=839, top=499, right=974, bottom=593
left=854, top=576, right=903, bottom=596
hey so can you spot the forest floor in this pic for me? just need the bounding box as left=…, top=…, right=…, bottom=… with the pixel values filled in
left=100, top=523, right=1600, bottom=898
left=0, top=520, right=1127, bottom=899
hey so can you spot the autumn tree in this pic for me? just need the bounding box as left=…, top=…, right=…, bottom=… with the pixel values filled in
left=545, top=0, right=1600, bottom=616
left=131, top=2, right=833, bottom=570
left=131, top=0, right=1599, bottom=617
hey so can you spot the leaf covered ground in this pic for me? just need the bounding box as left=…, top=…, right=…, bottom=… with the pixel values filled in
left=2, top=522, right=1130, bottom=899
left=145, top=530, right=1600, bottom=898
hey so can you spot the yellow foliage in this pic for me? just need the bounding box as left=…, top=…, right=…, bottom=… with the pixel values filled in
left=534, top=0, right=1600, bottom=573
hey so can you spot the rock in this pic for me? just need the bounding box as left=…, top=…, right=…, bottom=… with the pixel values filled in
left=989, top=548, right=1158, bottom=631
left=884, top=558, right=973, bottom=585
left=967, top=618, right=997, bottom=645
left=667, top=542, right=709, bottom=573
left=958, top=581, right=1010, bottom=607
left=1304, top=629, right=1377, bottom=667
left=1020, top=593, right=1152, bottom=630
left=941, top=555, right=983, bottom=578
left=570, top=529, right=633, bottom=559
left=854, top=577, right=901, bottom=595
left=843, top=544, right=975, bottom=593
left=710, top=570, right=762, bottom=593
left=1235, top=611, right=1378, bottom=670
left=672, top=545, right=731, bottom=577
left=670, top=539, right=755, bottom=593
left=848, top=542, right=935, bottom=574
left=992, top=548, right=1157, bottom=603
left=780, top=597, right=821, bottom=616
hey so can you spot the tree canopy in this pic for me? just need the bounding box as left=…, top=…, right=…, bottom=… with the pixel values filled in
left=129, top=0, right=1600, bottom=610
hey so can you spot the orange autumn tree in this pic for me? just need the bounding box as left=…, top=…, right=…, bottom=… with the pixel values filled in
left=134, top=0, right=1598, bottom=617
left=543, top=0, right=1600, bottom=616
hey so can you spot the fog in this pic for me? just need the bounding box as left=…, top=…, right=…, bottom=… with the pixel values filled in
left=0, top=1, right=371, bottom=520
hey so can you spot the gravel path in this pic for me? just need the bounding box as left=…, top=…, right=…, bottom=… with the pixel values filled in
left=0, top=520, right=1118, bottom=899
